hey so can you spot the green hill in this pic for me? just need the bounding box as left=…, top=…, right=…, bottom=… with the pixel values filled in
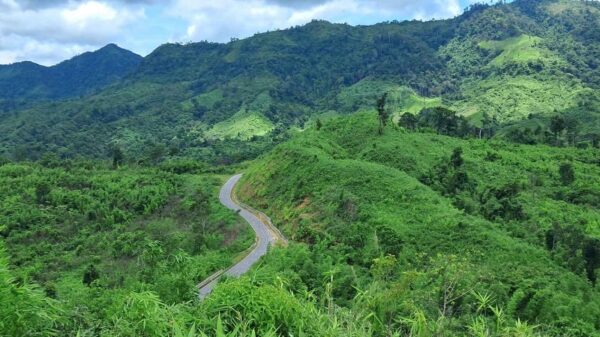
left=237, top=111, right=600, bottom=336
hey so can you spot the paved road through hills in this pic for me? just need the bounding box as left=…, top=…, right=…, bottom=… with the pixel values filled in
left=197, top=174, right=277, bottom=299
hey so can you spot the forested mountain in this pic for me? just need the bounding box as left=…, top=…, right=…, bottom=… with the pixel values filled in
left=1, top=0, right=599, bottom=162
left=0, top=44, right=142, bottom=105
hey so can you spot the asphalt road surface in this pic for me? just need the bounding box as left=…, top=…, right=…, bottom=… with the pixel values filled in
left=198, top=174, right=276, bottom=299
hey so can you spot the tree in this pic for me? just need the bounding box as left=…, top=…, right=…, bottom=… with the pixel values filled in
left=583, top=238, right=600, bottom=285
left=191, top=98, right=207, bottom=119
left=550, top=115, right=566, bottom=146
left=39, top=153, right=60, bottom=168
left=12, top=146, right=28, bottom=162
left=35, top=182, right=51, bottom=205
left=316, top=118, right=323, bottom=131
left=377, top=93, right=389, bottom=135
left=371, top=254, right=397, bottom=281
left=480, top=182, right=526, bottom=221
left=112, top=146, right=124, bottom=169
left=83, top=264, right=99, bottom=286
left=417, top=107, right=467, bottom=136
left=450, top=147, right=464, bottom=168
left=399, top=112, right=417, bottom=130
left=565, top=117, right=580, bottom=146
left=588, top=133, right=600, bottom=148
left=147, top=144, right=167, bottom=165
left=559, top=162, right=575, bottom=186
left=480, top=112, right=497, bottom=139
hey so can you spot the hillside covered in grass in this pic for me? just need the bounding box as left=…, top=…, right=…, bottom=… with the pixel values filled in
left=237, top=112, right=600, bottom=336
left=1, top=0, right=600, bottom=162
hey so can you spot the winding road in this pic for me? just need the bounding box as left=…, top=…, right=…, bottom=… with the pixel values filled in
left=197, top=174, right=281, bottom=299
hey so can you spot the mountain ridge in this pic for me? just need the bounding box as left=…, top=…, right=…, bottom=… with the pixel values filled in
left=0, top=0, right=599, bottom=162
left=0, top=43, right=142, bottom=103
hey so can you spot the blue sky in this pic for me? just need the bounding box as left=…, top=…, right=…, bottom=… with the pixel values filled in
left=0, top=0, right=487, bottom=66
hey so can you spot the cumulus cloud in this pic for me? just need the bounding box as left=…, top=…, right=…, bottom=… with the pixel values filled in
left=171, top=0, right=464, bottom=42
left=0, top=0, right=144, bottom=65
left=0, top=0, right=472, bottom=65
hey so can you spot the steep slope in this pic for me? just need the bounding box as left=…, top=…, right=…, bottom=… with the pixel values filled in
left=0, top=44, right=142, bottom=103
left=238, top=112, right=600, bottom=336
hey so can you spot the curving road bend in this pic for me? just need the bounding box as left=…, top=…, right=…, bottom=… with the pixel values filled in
left=198, top=174, right=276, bottom=299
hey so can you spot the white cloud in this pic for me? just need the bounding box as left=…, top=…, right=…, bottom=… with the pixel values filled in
left=0, top=0, right=470, bottom=65
left=171, top=0, right=465, bottom=43
left=0, top=36, right=92, bottom=65
left=0, top=1, right=143, bottom=65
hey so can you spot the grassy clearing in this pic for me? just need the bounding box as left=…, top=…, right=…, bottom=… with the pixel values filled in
left=205, top=111, right=274, bottom=140
left=453, top=75, right=585, bottom=121
left=336, top=79, right=442, bottom=115
left=479, top=35, right=562, bottom=66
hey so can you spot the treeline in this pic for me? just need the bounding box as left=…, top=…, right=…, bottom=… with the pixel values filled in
left=394, top=105, right=599, bottom=149
left=398, top=107, right=496, bottom=139
left=504, top=114, right=600, bottom=148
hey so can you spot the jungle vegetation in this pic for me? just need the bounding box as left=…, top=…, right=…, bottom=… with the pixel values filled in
left=2, top=0, right=600, bottom=336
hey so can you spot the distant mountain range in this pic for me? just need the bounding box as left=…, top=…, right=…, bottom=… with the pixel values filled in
left=0, top=44, right=142, bottom=103
left=0, top=0, right=599, bottom=162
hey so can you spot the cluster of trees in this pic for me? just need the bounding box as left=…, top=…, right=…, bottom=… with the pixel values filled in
left=5, top=109, right=600, bottom=336
left=3, top=1, right=600, bottom=335
left=395, top=106, right=493, bottom=139
left=421, top=147, right=528, bottom=222
left=504, top=114, right=600, bottom=148
left=0, top=44, right=142, bottom=102
left=392, top=104, right=598, bottom=151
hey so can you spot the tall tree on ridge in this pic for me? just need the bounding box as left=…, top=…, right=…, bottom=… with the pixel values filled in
left=377, top=93, right=389, bottom=135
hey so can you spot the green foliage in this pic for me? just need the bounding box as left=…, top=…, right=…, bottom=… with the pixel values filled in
left=0, top=44, right=141, bottom=102
left=239, top=111, right=600, bottom=336
left=415, top=107, right=476, bottom=137
left=399, top=112, right=418, bottom=130
left=205, top=111, right=275, bottom=141
left=5, top=0, right=600, bottom=162
left=82, top=264, right=99, bottom=287
left=478, top=34, right=563, bottom=67
left=0, top=241, right=60, bottom=337
left=559, top=162, right=576, bottom=186
left=335, top=79, right=442, bottom=115
left=0, top=161, right=253, bottom=335
left=376, top=93, right=389, bottom=135
left=2, top=1, right=600, bottom=335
